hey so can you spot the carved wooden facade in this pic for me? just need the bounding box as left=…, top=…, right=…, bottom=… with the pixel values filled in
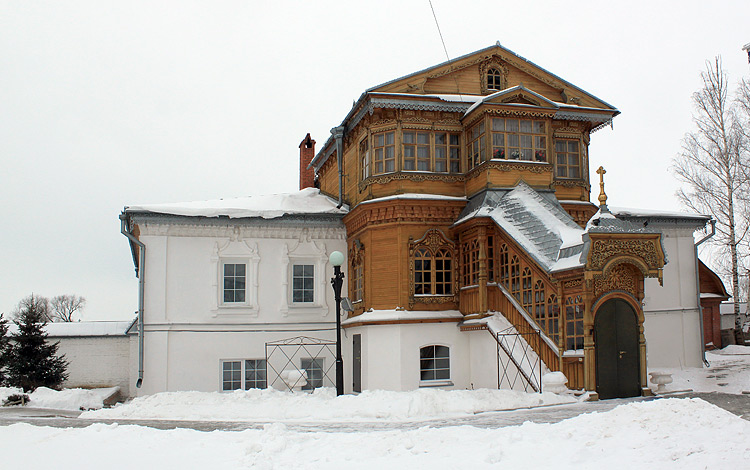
left=310, top=44, right=672, bottom=396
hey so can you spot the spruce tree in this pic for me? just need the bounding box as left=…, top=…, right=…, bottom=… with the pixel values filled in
left=0, top=314, right=9, bottom=386
left=7, top=299, right=68, bottom=392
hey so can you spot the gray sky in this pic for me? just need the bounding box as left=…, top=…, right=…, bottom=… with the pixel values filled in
left=1, top=1, right=749, bottom=321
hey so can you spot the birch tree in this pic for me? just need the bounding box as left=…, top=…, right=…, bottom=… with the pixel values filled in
left=673, top=57, right=750, bottom=343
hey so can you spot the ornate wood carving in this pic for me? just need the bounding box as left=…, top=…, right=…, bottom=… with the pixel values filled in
left=465, top=160, right=553, bottom=179
left=408, top=228, right=458, bottom=308
left=588, top=239, right=661, bottom=271
left=479, top=58, right=509, bottom=94
left=593, top=264, right=638, bottom=300
left=563, top=279, right=582, bottom=289
left=344, top=200, right=465, bottom=236
left=552, top=179, right=590, bottom=189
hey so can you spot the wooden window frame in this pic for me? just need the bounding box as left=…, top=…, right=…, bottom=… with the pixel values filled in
left=467, top=121, right=486, bottom=170
left=373, top=131, right=395, bottom=175
left=487, top=68, right=503, bottom=91
left=555, top=138, right=581, bottom=179
left=491, top=118, right=547, bottom=162
left=521, top=267, right=533, bottom=311
left=409, top=229, right=457, bottom=307
left=565, top=294, right=584, bottom=350
left=360, top=138, right=370, bottom=180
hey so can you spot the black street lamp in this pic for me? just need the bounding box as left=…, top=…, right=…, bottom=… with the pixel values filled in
left=329, top=250, right=345, bottom=396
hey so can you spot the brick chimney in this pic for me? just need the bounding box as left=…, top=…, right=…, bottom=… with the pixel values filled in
left=299, top=133, right=316, bottom=190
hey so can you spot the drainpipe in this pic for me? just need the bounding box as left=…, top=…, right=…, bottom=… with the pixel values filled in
left=331, top=126, right=345, bottom=208
left=694, top=219, right=715, bottom=367
left=120, top=212, right=145, bottom=388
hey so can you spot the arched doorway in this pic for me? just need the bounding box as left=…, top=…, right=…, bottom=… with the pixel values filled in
left=594, top=298, right=640, bottom=399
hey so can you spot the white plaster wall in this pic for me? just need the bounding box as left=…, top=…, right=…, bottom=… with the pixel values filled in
left=54, top=336, right=131, bottom=397
left=132, top=221, right=346, bottom=395
left=134, top=328, right=337, bottom=394
left=467, top=329, right=499, bottom=390
left=346, top=322, right=470, bottom=392
left=642, top=226, right=703, bottom=368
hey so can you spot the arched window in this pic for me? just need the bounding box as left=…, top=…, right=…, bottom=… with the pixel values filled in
left=499, top=244, right=509, bottom=288
left=547, top=293, right=560, bottom=344
left=565, top=295, right=584, bottom=350
left=410, top=229, right=455, bottom=301
left=434, top=248, right=452, bottom=295
left=462, top=239, right=480, bottom=286
left=510, top=255, right=521, bottom=300
left=414, top=247, right=433, bottom=295
left=487, top=68, right=503, bottom=90
left=522, top=268, right=533, bottom=311
left=420, top=345, right=450, bottom=381
left=534, top=280, right=546, bottom=331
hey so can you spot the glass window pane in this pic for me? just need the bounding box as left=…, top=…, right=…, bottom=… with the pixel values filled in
left=435, top=345, right=450, bottom=358
left=492, top=118, right=504, bottom=131
left=403, top=132, right=414, bottom=144
left=449, top=134, right=460, bottom=146
left=417, top=133, right=429, bottom=144
left=534, top=121, right=545, bottom=133
left=224, top=264, right=234, bottom=276
left=506, top=119, right=519, bottom=132
left=235, top=264, right=245, bottom=276
left=435, top=133, right=446, bottom=145
left=520, top=120, right=532, bottom=132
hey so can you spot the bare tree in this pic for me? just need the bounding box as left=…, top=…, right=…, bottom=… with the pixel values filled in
left=673, top=57, right=750, bottom=343
left=11, top=294, right=53, bottom=323
left=49, top=295, right=86, bottom=322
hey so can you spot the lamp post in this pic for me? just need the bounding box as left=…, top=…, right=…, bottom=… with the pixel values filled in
left=329, top=250, right=345, bottom=396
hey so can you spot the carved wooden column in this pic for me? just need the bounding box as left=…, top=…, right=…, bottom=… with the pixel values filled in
left=583, top=273, right=596, bottom=394
left=478, top=226, right=488, bottom=313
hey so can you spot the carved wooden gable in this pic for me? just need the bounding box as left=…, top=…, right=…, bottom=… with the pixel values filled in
left=368, top=45, right=616, bottom=111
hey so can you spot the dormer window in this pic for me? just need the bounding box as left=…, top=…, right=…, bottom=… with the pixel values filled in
left=487, top=68, right=503, bottom=90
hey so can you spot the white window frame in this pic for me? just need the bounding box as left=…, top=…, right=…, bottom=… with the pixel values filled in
left=280, top=237, right=330, bottom=316
left=210, top=239, right=260, bottom=317
left=220, top=359, right=267, bottom=392
left=418, top=344, right=453, bottom=387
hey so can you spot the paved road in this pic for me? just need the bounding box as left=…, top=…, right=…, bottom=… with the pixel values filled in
left=0, top=392, right=746, bottom=432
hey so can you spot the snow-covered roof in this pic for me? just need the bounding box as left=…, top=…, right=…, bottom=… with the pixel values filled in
left=610, top=207, right=710, bottom=221
left=7, top=321, right=132, bottom=337
left=342, top=309, right=463, bottom=326
left=358, top=193, right=467, bottom=206
left=456, top=183, right=585, bottom=272
left=124, top=188, right=348, bottom=219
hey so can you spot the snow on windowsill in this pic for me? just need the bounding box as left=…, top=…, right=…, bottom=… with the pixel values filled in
left=419, top=380, right=454, bottom=388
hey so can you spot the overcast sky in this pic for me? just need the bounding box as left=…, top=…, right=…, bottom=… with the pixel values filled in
left=1, top=1, right=749, bottom=321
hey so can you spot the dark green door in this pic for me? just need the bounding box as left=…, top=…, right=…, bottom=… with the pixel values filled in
left=595, top=298, right=640, bottom=399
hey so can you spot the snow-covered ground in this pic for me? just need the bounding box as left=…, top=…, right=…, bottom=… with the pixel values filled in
left=0, top=386, right=116, bottom=411
left=651, top=345, right=750, bottom=395
left=80, top=387, right=577, bottom=422
left=1, top=398, right=748, bottom=469
left=1, top=346, right=749, bottom=469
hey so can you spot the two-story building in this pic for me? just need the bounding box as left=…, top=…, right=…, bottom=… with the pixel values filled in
left=309, top=43, right=711, bottom=399
left=122, top=43, right=714, bottom=400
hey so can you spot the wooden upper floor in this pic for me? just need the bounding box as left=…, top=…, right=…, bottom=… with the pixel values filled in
left=311, top=44, right=619, bottom=209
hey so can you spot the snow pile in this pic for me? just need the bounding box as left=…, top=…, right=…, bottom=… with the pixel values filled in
left=82, top=387, right=575, bottom=422
left=125, top=187, right=348, bottom=219
left=5, top=399, right=749, bottom=469
left=0, top=387, right=113, bottom=410
left=651, top=345, right=750, bottom=395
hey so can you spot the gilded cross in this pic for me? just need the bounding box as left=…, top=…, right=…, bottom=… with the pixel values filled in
left=596, top=166, right=608, bottom=206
